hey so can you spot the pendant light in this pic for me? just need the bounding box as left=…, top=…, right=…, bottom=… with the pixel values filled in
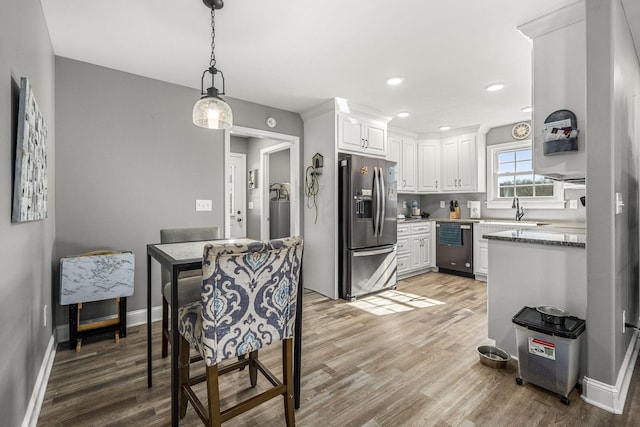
left=193, top=0, right=233, bottom=129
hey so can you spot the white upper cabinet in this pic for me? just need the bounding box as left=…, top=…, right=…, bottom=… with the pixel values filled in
left=338, top=114, right=387, bottom=157
left=441, top=133, right=479, bottom=192
left=388, top=129, right=417, bottom=192
left=417, top=139, right=440, bottom=192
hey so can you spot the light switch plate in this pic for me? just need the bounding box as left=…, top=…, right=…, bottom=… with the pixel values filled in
left=248, top=202, right=254, bottom=209
left=569, top=200, right=578, bottom=209
left=195, top=199, right=212, bottom=211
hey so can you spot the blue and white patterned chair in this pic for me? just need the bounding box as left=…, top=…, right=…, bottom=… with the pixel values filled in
left=178, top=236, right=303, bottom=426
left=160, top=226, right=220, bottom=358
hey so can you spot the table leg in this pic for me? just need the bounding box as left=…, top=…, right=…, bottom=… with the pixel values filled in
left=171, top=267, right=180, bottom=427
left=294, top=262, right=303, bottom=409
left=147, top=254, right=152, bottom=388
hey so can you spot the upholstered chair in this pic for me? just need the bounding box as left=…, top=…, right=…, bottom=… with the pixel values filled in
left=177, top=236, right=303, bottom=426
left=160, top=226, right=220, bottom=358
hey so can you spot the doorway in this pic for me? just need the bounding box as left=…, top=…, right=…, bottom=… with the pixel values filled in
left=228, top=152, right=247, bottom=238
left=224, top=126, right=300, bottom=240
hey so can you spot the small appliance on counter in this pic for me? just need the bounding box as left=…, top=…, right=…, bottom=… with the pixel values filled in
left=411, top=200, right=421, bottom=218
left=469, top=201, right=481, bottom=219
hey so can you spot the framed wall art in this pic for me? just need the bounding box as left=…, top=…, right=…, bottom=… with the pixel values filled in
left=12, top=77, right=48, bottom=222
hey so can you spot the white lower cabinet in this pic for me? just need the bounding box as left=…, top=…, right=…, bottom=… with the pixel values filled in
left=398, top=221, right=435, bottom=278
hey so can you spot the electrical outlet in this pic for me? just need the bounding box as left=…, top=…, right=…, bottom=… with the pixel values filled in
left=248, top=202, right=254, bottom=209
left=569, top=199, right=578, bottom=209
left=43, top=305, right=47, bottom=327
left=402, top=201, right=407, bottom=209
left=195, top=199, right=212, bottom=211
left=440, top=201, right=445, bottom=208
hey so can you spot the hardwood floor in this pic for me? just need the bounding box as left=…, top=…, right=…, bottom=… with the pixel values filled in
left=38, top=272, right=640, bottom=426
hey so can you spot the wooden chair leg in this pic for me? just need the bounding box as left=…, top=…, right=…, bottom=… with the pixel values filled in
left=179, top=335, right=190, bottom=419
left=162, top=298, right=169, bottom=358
left=249, top=350, right=259, bottom=387
left=283, top=339, right=295, bottom=427
left=206, top=365, right=222, bottom=427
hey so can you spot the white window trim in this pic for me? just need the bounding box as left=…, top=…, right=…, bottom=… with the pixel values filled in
left=486, top=140, right=566, bottom=210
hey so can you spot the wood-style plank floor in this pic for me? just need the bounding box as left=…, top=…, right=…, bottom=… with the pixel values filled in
left=38, top=272, right=640, bottom=426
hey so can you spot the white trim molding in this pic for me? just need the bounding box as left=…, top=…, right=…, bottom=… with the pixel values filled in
left=21, top=335, right=56, bottom=427
left=581, top=329, right=640, bottom=413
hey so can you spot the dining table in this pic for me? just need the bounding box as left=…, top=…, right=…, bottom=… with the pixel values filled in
left=146, top=238, right=304, bottom=426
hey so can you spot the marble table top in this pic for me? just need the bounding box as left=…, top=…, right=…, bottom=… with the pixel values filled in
left=60, top=251, right=135, bottom=305
left=154, top=238, right=255, bottom=261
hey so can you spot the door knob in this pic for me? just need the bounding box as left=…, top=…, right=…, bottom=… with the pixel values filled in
left=237, top=218, right=242, bottom=222
left=237, top=210, right=241, bottom=215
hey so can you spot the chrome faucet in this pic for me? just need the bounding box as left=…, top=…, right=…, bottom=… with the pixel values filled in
left=512, top=196, right=525, bottom=221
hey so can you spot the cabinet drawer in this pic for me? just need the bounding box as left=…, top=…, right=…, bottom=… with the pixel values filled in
left=398, top=254, right=411, bottom=274
left=398, top=224, right=410, bottom=236
left=397, top=237, right=410, bottom=254
left=411, top=222, right=431, bottom=234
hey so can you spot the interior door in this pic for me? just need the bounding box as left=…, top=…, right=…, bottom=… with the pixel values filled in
left=229, top=153, right=247, bottom=238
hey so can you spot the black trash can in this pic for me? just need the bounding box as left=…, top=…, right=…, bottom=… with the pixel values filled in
left=512, top=306, right=585, bottom=404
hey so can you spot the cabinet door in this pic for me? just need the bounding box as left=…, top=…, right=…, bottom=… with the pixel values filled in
left=410, top=235, right=430, bottom=270
left=401, top=139, right=417, bottom=191
left=441, top=137, right=459, bottom=191
left=457, top=135, right=476, bottom=191
left=364, top=121, right=387, bottom=157
left=338, top=115, right=364, bottom=152
left=388, top=136, right=402, bottom=188
left=421, top=234, right=432, bottom=267
left=477, top=242, right=488, bottom=275
left=417, top=140, right=440, bottom=192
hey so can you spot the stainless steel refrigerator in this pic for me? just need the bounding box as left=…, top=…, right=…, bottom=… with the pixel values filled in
left=338, top=153, right=398, bottom=300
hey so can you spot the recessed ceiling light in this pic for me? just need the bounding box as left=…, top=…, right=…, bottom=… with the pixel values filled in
left=439, top=126, right=451, bottom=131
left=397, top=112, right=410, bottom=118
left=521, top=106, right=532, bottom=113
left=386, top=76, right=405, bottom=86
left=485, top=82, right=505, bottom=92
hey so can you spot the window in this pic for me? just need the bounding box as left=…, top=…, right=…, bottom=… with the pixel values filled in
left=487, top=141, right=565, bottom=209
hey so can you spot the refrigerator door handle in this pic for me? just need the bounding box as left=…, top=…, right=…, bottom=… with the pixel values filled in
left=373, top=167, right=380, bottom=237
left=353, top=246, right=396, bottom=257
left=379, top=167, right=385, bottom=236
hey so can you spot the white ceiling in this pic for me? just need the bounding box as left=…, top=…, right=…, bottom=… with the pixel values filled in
left=41, top=0, right=640, bottom=135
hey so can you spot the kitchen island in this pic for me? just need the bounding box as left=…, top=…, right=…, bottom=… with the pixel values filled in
left=485, top=226, right=586, bottom=357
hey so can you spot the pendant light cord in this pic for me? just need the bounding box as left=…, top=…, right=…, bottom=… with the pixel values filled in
left=210, top=7, right=217, bottom=68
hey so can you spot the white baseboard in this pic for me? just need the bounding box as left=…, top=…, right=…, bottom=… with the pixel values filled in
left=56, top=305, right=163, bottom=343
left=581, top=328, right=640, bottom=413
left=21, top=335, right=56, bottom=427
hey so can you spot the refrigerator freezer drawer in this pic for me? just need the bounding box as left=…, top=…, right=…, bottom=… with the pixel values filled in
left=341, top=245, right=397, bottom=300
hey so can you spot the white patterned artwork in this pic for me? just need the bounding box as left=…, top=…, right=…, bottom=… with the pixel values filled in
left=12, top=77, right=48, bottom=222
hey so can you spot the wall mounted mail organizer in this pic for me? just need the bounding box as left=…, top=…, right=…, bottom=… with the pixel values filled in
left=542, top=109, right=580, bottom=155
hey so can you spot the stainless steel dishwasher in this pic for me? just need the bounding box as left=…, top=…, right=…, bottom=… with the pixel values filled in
left=436, top=222, right=473, bottom=277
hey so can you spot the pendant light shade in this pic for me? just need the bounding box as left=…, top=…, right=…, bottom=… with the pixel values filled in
left=193, top=0, right=232, bottom=130
left=193, top=88, right=233, bottom=129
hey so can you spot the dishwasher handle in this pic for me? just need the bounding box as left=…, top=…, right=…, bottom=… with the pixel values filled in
left=436, top=223, right=472, bottom=230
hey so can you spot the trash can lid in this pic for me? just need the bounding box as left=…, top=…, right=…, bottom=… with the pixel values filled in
left=512, top=306, right=585, bottom=339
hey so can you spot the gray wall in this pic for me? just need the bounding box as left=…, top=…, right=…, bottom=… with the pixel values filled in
left=0, top=1, right=55, bottom=425
left=55, top=57, right=303, bottom=326
left=270, top=149, right=291, bottom=185
left=586, top=0, right=640, bottom=385
left=230, top=135, right=248, bottom=154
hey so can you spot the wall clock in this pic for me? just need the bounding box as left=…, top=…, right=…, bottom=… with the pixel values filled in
left=512, top=122, right=531, bottom=140
left=266, top=117, right=277, bottom=128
